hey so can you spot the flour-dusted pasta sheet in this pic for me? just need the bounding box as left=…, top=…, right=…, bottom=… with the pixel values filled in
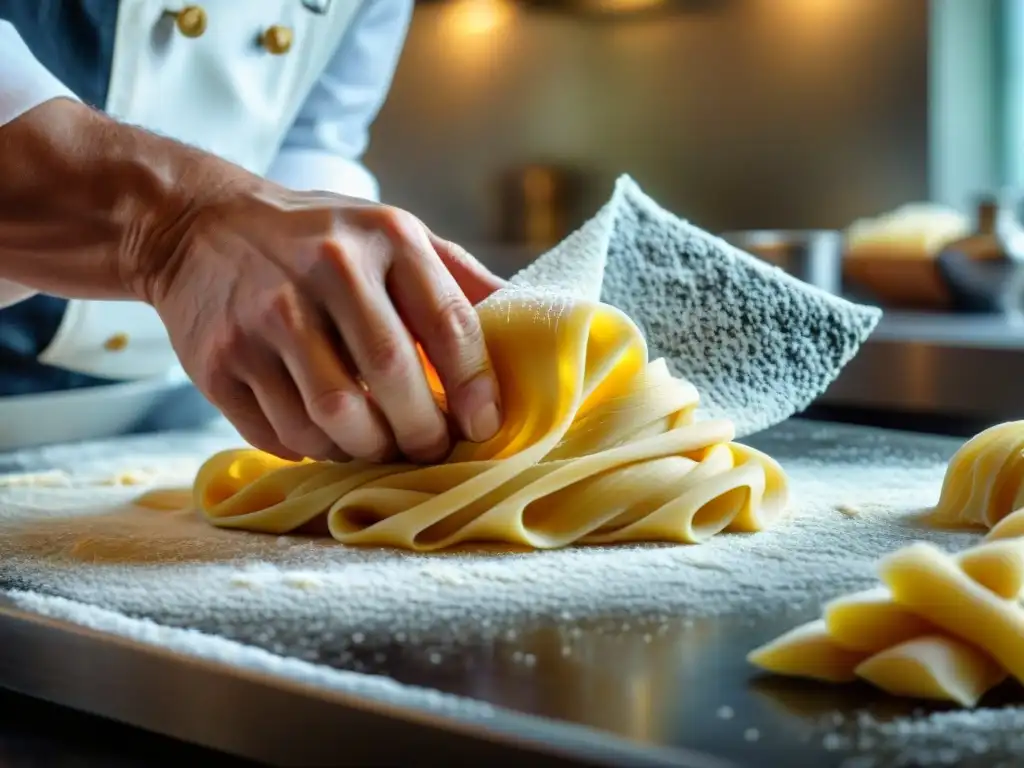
left=509, top=176, right=882, bottom=438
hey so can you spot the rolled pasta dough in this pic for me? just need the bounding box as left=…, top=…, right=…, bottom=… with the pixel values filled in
left=175, top=292, right=789, bottom=551
left=932, top=420, right=1024, bottom=531
left=748, top=539, right=1024, bottom=707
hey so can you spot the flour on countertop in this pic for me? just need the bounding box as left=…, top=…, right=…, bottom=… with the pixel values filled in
left=843, top=707, right=1024, bottom=767
left=780, top=705, right=1024, bottom=767
left=0, top=420, right=978, bottom=652
left=5, top=588, right=498, bottom=723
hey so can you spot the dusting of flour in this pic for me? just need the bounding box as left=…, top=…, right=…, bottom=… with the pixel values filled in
left=0, top=420, right=979, bottom=646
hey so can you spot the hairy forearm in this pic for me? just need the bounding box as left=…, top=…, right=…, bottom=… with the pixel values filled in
left=0, top=97, right=222, bottom=302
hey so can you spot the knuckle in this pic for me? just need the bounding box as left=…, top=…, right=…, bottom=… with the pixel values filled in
left=361, top=333, right=409, bottom=378
left=319, top=241, right=361, bottom=286
left=434, top=292, right=483, bottom=355
left=280, top=426, right=330, bottom=459
left=209, top=322, right=248, bottom=365
left=427, top=294, right=487, bottom=390
left=307, top=390, right=395, bottom=463
left=375, top=207, right=421, bottom=243
left=262, top=287, right=305, bottom=336
left=308, top=388, right=360, bottom=424
left=198, top=368, right=233, bottom=404
left=305, top=391, right=389, bottom=456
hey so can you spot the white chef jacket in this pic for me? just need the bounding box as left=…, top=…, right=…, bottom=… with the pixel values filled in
left=0, top=0, right=411, bottom=449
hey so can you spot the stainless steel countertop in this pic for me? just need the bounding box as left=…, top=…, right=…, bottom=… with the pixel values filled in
left=871, top=310, right=1024, bottom=348
left=0, top=419, right=1011, bottom=768
left=815, top=309, right=1024, bottom=430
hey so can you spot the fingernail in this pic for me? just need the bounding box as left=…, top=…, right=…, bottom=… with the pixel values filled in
left=463, top=374, right=502, bottom=443
left=471, top=402, right=501, bottom=443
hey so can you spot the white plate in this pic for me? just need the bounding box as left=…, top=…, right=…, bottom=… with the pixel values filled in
left=0, top=368, right=190, bottom=453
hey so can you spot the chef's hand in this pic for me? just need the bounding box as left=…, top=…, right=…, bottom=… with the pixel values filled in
left=0, top=97, right=506, bottom=463
left=140, top=185, right=506, bottom=464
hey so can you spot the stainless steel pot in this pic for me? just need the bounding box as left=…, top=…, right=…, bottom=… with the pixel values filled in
left=719, top=229, right=843, bottom=295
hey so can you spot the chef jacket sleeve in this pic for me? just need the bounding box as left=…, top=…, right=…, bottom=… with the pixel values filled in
left=0, top=22, right=71, bottom=306
left=264, top=0, right=414, bottom=202
left=0, top=20, right=80, bottom=126
left=0, top=21, right=177, bottom=381
left=0, top=21, right=78, bottom=308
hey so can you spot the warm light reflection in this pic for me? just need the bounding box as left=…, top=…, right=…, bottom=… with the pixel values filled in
left=439, top=0, right=515, bottom=37
left=581, top=0, right=664, bottom=14
left=416, top=343, right=448, bottom=409
left=771, top=0, right=864, bottom=27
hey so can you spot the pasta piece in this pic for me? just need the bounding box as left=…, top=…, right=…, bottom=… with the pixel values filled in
left=854, top=635, right=1005, bottom=708
left=987, top=507, right=1024, bottom=542
left=752, top=413, right=1024, bottom=707
left=957, top=539, right=1024, bottom=598
left=175, top=293, right=788, bottom=551
left=746, top=620, right=869, bottom=683
left=749, top=538, right=1024, bottom=707
left=932, top=421, right=1024, bottom=529
left=823, top=587, right=933, bottom=653
left=879, top=542, right=1024, bottom=685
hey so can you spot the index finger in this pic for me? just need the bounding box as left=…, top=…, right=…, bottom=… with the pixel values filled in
left=389, top=234, right=502, bottom=445
left=427, top=232, right=506, bottom=306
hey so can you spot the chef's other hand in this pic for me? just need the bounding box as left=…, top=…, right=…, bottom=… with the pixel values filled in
left=143, top=185, right=506, bottom=464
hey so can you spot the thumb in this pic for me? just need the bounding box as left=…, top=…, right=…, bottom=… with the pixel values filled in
left=428, top=232, right=506, bottom=306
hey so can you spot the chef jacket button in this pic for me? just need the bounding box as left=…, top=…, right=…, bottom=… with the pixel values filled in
left=260, top=25, right=294, bottom=55
left=104, top=333, right=130, bottom=352
left=173, top=5, right=208, bottom=38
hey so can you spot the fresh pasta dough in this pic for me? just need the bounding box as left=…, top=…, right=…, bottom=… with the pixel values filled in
left=752, top=420, right=1024, bottom=707
left=180, top=292, right=789, bottom=551
left=748, top=539, right=1024, bottom=707
left=932, top=420, right=1024, bottom=532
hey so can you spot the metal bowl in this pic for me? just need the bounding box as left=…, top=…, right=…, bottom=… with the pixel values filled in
left=719, top=229, right=843, bottom=295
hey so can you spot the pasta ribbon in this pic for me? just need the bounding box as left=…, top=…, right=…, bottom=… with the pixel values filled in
left=178, top=292, right=789, bottom=551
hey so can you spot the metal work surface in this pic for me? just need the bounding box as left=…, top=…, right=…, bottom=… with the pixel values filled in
left=5, top=590, right=1020, bottom=768
left=817, top=310, right=1024, bottom=430
left=0, top=593, right=721, bottom=768
left=0, top=419, right=1017, bottom=767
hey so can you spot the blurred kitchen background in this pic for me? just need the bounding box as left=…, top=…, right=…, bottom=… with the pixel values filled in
left=370, top=0, right=926, bottom=254
left=366, top=0, right=1024, bottom=435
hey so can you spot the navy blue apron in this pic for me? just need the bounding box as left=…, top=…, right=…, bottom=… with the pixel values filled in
left=0, top=0, right=218, bottom=431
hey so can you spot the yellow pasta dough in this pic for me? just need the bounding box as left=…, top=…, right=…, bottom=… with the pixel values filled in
left=854, top=635, right=1005, bottom=708
left=987, top=507, right=1024, bottom=542
left=822, top=587, right=933, bottom=653
left=746, top=619, right=869, bottom=683
left=748, top=539, right=1024, bottom=707
left=932, top=420, right=1024, bottom=530
left=957, top=539, right=1024, bottom=596
left=176, top=293, right=789, bottom=551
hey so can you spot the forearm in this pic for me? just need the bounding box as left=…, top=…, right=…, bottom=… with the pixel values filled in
left=0, top=97, right=209, bottom=302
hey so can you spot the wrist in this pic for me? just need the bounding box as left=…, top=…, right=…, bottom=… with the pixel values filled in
left=131, top=140, right=268, bottom=308
left=0, top=97, right=255, bottom=302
